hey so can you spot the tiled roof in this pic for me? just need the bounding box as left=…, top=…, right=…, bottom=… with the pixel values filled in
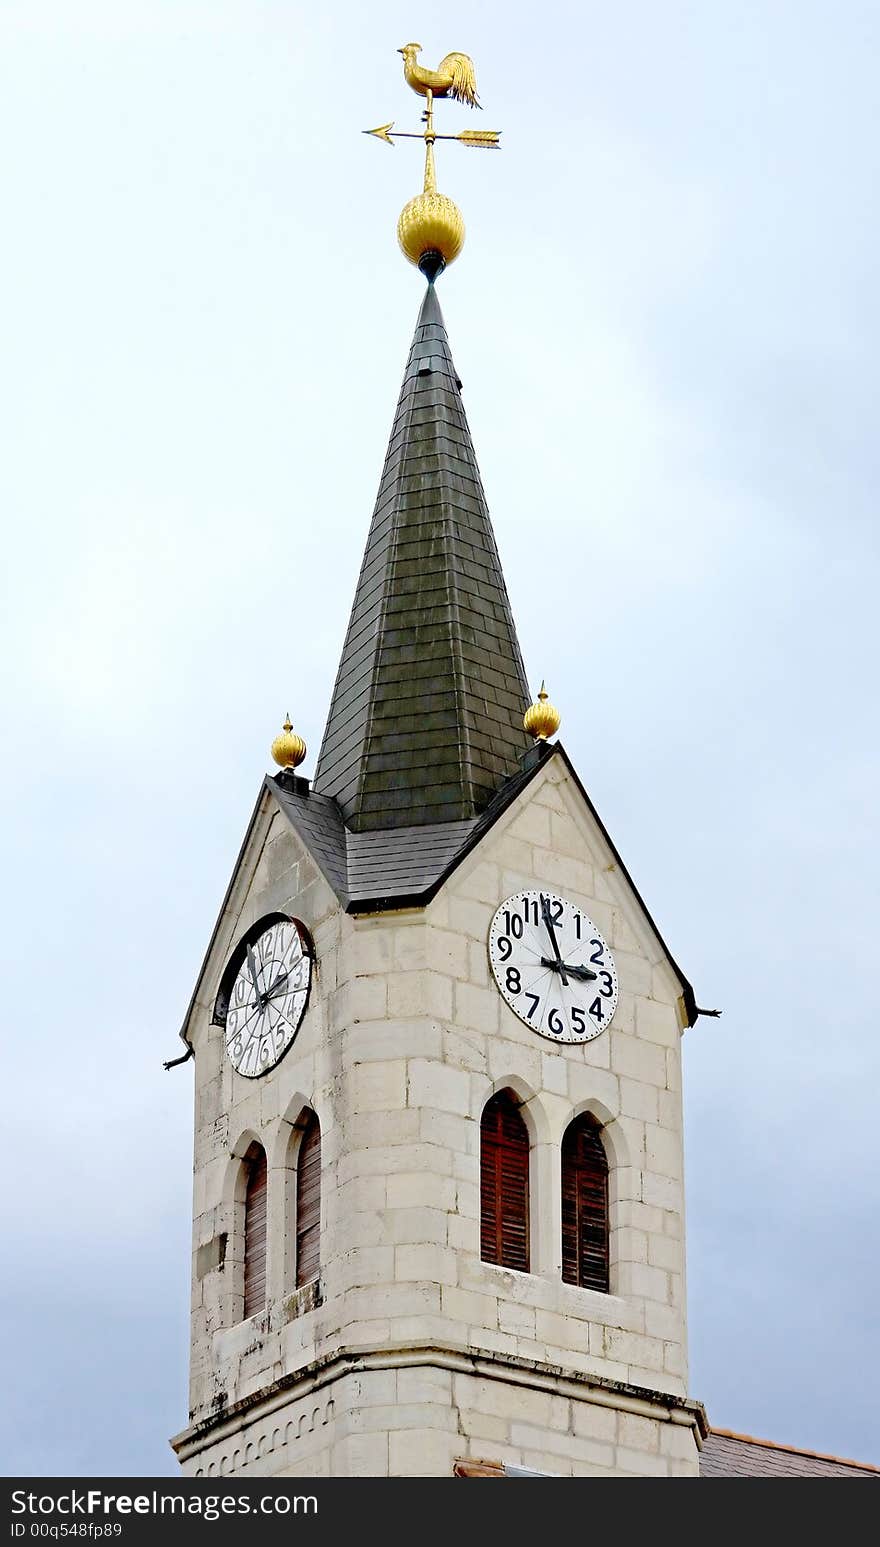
left=268, top=749, right=544, bottom=912
left=700, top=1428, right=880, bottom=1478
left=454, top=1432, right=879, bottom=1479
left=266, top=743, right=698, bottom=1025
left=312, top=281, right=531, bottom=832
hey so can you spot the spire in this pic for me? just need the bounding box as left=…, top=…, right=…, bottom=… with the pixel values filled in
left=313, top=284, right=530, bottom=831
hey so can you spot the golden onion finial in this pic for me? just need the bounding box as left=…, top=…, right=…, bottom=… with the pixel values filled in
left=523, top=681, right=561, bottom=742
left=271, top=713, right=307, bottom=771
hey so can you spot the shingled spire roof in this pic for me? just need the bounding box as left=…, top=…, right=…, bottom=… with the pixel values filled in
left=313, top=283, right=531, bottom=831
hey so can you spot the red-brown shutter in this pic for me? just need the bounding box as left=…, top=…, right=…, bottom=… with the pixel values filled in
left=480, top=1091, right=530, bottom=1272
left=243, top=1145, right=267, bottom=1318
left=296, top=1112, right=321, bottom=1288
left=561, top=1115, right=609, bottom=1293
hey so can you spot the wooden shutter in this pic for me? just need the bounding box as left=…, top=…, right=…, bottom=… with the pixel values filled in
left=243, top=1145, right=268, bottom=1318
left=480, top=1091, right=530, bottom=1272
left=296, top=1112, right=321, bottom=1288
left=561, top=1116, right=609, bottom=1293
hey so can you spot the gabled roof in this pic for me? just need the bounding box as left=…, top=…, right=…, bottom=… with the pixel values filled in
left=312, top=281, right=531, bottom=832
left=268, top=740, right=699, bottom=1025
left=700, top=1428, right=880, bottom=1478
left=270, top=750, right=537, bottom=912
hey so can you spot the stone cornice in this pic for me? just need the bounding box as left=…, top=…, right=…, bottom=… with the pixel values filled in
left=170, top=1341, right=709, bottom=1462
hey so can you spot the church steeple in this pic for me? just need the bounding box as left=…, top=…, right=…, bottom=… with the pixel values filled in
left=173, top=44, right=706, bottom=1483
left=313, top=282, right=530, bottom=831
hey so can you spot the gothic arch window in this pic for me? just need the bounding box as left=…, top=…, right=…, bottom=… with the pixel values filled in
left=561, top=1114, right=609, bottom=1293
left=295, top=1111, right=321, bottom=1288
left=243, top=1142, right=268, bottom=1318
left=480, top=1090, right=530, bottom=1272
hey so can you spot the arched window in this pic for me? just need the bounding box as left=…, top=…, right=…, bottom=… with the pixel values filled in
left=480, top=1090, right=530, bottom=1272
left=243, top=1143, right=268, bottom=1318
left=295, top=1112, right=321, bottom=1288
left=561, top=1114, right=609, bottom=1293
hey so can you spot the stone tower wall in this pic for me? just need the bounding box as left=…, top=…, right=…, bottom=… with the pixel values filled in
left=174, top=757, right=700, bottom=1476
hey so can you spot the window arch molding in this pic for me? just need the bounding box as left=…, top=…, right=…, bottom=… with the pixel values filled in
left=561, top=1112, right=609, bottom=1294
left=268, top=1095, right=316, bottom=1171
left=276, top=1100, right=324, bottom=1293
left=224, top=1127, right=265, bottom=1206
left=220, top=1131, right=269, bottom=1325
left=242, top=1141, right=268, bottom=1318
left=477, top=1079, right=556, bottom=1275
left=560, top=1100, right=635, bottom=1298
left=565, top=1096, right=628, bottom=1168
left=478, top=1074, right=551, bottom=1145
left=480, top=1087, right=534, bottom=1274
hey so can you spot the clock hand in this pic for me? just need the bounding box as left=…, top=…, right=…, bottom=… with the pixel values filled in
left=245, top=944, right=263, bottom=1007
left=569, top=959, right=596, bottom=983
left=262, top=969, right=290, bottom=1003
left=539, top=955, right=598, bottom=985
left=540, top=896, right=569, bottom=987
left=563, top=963, right=598, bottom=984
left=539, top=957, right=598, bottom=983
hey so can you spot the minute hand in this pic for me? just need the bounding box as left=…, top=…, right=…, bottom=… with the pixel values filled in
left=261, top=969, right=289, bottom=1004
left=540, top=898, right=569, bottom=987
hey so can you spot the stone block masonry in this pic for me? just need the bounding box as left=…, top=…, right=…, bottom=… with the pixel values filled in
left=173, top=757, right=701, bottom=1477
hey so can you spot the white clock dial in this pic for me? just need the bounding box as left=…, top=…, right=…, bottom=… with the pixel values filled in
left=488, top=890, right=618, bottom=1043
left=224, top=920, right=311, bottom=1078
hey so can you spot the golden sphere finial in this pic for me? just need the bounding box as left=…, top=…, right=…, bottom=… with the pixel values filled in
left=397, top=191, right=465, bottom=274
left=523, top=681, right=561, bottom=742
left=271, top=712, right=307, bottom=771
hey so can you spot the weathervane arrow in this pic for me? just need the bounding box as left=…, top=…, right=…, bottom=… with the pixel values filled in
left=365, top=122, right=396, bottom=145
left=364, top=44, right=502, bottom=277
left=364, top=122, right=501, bottom=149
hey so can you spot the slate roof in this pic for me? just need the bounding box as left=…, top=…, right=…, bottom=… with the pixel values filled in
left=700, top=1429, right=880, bottom=1478
left=312, top=281, right=531, bottom=832
left=175, top=281, right=702, bottom=1051
left=269, top=748, right=541, bottom=912
left=267, top=741, right=700, bottom=1025
left=453, top=1431, right=880, bottom=1478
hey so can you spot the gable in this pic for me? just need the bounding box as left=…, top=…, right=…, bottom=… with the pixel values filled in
left=190, top=740, right=700, bottom=1057
left=274, top=748, right=697, bottom=1024
left=434, top=749, right=698, bottom=1027
left=174, top=784, right=341, bottom=1052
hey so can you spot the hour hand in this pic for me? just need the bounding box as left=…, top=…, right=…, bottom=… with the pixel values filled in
left=563, top=963, right=598, bottom=984
left=540, top=957, right=597, bottom=984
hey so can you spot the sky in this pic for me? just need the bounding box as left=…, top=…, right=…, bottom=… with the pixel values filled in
left=1, top=0, right=878, bottom=1475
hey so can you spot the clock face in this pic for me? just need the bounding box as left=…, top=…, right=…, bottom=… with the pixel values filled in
left=224, top=919, right=312, bottom=1078
left=488, top=889, right=618, bottom=1044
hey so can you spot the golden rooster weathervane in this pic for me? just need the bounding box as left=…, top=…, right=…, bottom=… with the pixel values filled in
left=364, top=43, right=501, bottom=280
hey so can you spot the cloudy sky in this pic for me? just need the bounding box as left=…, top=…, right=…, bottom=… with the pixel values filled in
left=2, top=1, right=877, bottom=1475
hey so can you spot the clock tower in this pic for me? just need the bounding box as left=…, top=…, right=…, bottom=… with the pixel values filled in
left=169, top=50, right=708, bottom=1478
